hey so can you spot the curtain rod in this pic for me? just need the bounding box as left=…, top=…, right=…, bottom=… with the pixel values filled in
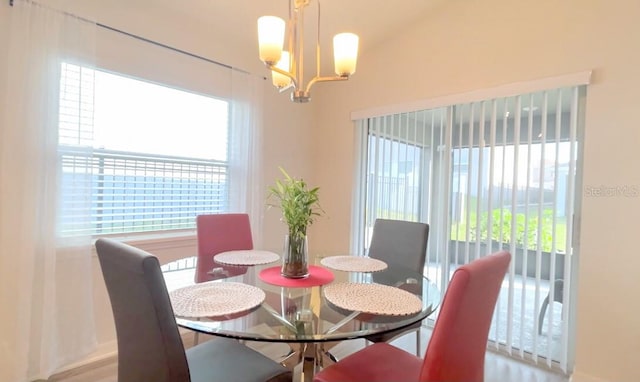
left=8, top=0, right=266, bottom=80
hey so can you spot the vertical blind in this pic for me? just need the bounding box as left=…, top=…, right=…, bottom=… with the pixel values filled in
left=353, top=85, right=585, bottom=373
left=358, top=109, right=448, bottom=253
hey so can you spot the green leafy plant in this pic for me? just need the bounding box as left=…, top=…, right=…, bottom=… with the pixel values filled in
left=267, top=167, right=323, bottom=241
left=267, top=167, right=323, bottom=276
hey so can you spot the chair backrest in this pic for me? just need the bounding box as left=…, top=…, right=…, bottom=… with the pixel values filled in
left=368, top=218, right=430, bottom=272
left=420, top=251, right=511, bottom=382
left=95, top=238, right=190, bottom=382
left=195, top=213, right=254, bottom=283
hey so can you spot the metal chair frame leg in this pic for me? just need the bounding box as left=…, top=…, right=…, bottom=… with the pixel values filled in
left=538, top=279, right=564, bottom=334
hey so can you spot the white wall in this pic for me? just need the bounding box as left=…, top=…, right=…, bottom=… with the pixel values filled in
left=312, top=1, right=640, bottom=381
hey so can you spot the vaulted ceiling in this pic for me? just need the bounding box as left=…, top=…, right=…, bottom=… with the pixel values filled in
left=149, top=0, right=447, bottom=54
left=40, top=0, right=447, bottom=71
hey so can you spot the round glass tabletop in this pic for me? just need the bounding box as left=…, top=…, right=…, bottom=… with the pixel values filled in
left=168, top=258, right=441, bottom=344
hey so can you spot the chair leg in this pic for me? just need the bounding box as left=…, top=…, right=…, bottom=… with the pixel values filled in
left=279, top=346, right=299, bottom=369
left=193, top=317, right=202, bottom=345
left=325, top=350, right=339, bottom=364
left=538, top=295, right=550, bottom=334
left=321, top=343, right=340, bottom=364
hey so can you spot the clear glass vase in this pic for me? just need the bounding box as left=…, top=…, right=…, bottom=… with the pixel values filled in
left=281, top=234, right=309, bottom=278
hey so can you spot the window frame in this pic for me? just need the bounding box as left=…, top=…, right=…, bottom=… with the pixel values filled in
left=57, top=63, right=235, bottom=238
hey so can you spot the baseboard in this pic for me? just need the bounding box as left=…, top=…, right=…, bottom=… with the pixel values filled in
left=48, top=353, right=117, bottom=381
left=48, top=330, right=200, bottom=380
left=570, top=371, right=610, bottom=382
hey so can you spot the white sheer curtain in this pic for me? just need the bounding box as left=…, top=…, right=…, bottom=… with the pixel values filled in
left=0, top=2, right=97, bottom=381
left=229, top=69, right=265, bottom=246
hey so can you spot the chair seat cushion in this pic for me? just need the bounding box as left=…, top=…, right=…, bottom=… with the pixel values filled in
left=187, top=337, right=292, bottom=382
left=313, top=342, right=422, bottom=382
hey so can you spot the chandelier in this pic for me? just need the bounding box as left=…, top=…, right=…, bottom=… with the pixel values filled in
left=257, top=0, right=359, bottom=103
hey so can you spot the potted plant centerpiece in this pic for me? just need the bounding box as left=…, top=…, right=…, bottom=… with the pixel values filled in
left=267, top=167, right=323, bottom=278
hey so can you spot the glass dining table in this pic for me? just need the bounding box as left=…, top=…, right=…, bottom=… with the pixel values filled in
left=164, top=256, right=441, bottom=382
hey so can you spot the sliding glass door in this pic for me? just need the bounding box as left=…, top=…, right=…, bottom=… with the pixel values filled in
left=352, top=86, right=585, bottom=372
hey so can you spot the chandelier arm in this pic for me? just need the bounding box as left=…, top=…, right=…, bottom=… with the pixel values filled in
left=288, top=0, right=295, bottom=76
left=316, top=0, right=321, bottom=78
left=304, top=75, right=348, bottom=94
left=278, top=83, right=295, bottom=93
left=296, top=1, right=305, bottom=94
left=267, top=64, right=299, bottom=89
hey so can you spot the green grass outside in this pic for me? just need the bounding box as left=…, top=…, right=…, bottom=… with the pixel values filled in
left=451, top=208, right=567, bottom=253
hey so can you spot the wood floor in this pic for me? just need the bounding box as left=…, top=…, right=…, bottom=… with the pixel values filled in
left=48, top=329, right=569, bottom=382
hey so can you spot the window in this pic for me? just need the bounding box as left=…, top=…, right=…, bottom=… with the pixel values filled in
left=58, top=63, right=231, bottom=236
left=353, top=86, right=585, bottom=373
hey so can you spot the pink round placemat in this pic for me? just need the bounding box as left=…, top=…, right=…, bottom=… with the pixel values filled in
left=259, top=265, right=334, bottom=287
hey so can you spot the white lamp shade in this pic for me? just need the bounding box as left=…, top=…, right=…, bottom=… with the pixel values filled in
left=258, top=16, right=285, bottom=64
left=333, top=33, right=359, bottom=76
left=272, top=51, right=292, bottom=88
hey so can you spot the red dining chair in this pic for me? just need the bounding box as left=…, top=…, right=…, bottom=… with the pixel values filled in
left=194, top=213, right=297, bottom=355
left=195, top=213, right=254, bottom=283
left=192, top=213, right=254, bottom=345
left=313, top=251, right=511, bottom=382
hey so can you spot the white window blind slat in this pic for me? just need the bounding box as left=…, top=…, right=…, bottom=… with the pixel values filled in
left=559, top=86, right=581, bottom=371
left=413, top=111, right=421, bottom=219
left=474, top=103, right=484, bottom=263
left=487, top=99, right=498, bottom=347
left=382, top=116, right=389, bottom=220
left=438, top=107, right=453, bottom=291
left=454, top=108, right=464, bottom=279
left=503, top=99, right=513, bottom=354
left=391, top=114, right=400, bottom=219
left=402, top=114, right=411, bottom=218
left=464, top=105, right=473, bottom=265
left=545, top=90, right=563, bottom=364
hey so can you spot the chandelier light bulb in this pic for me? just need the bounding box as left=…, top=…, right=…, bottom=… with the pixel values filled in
left=333, top=33, right=359, bottom=77
left=258, top=16, right=285, bottom=65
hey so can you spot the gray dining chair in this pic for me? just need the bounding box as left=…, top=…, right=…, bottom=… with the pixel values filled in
left=365, top=218, right=430, bottom=356
left=95, top=238, right=292, bottom=382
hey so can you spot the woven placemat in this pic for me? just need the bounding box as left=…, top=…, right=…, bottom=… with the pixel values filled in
left=214, top=250, right=280, bottom=266
left=169, top=281, right=265, bottom=318
left=320, top=256, right=388, bottom=272
left=323, top=282, right=422, bottom=316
